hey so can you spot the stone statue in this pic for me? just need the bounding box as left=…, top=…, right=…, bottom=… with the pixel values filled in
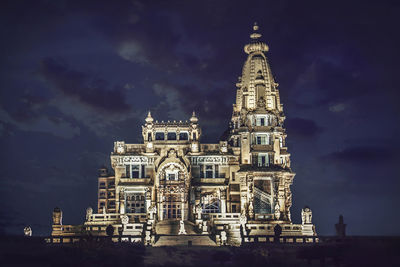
left=52, top=207, right=62, bottom=225
left=248, top=201, right=254, bottom=219
left=120, top=201, right=125, bottom=214
left=86, top=207, right=93, bottom=221
left=178, top=220, right=187, bottom=235
left=148, top=205, right=157, bottom=220
left=301, top=206, right=312, bottom=224
left=24, top=226, right=32, bottom=237
left=274, top=203, right=281, bottom=220
left=121, top=214, right=129, bottom=225
left=221, top=231, right=227, bottom=245
left=195, top=204, right=202, bottom=220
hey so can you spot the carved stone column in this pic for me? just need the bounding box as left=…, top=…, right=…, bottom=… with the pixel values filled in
left=220, top=188, right=227, bottom=213
left=145, top=187, right=151, bottom=212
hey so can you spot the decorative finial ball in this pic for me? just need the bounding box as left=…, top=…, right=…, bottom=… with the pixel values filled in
left=253, top=22, right=259, bottom=31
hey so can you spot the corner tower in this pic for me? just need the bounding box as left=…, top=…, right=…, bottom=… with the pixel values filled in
left=226, top=23, right=297, bottom=226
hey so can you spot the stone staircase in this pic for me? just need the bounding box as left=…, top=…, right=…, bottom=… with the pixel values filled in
left=154, top=220, right=216, bottom=246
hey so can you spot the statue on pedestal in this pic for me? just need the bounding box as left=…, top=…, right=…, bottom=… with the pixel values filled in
left=86, top=207, right=93, bottom=221
left=148, top=205, right=157, bottom=220
left=178, top=220, right=187, bottom=235
left=274, top=203, right=281, bottom=220
left=24, top=226, right=32, bottom=237
left=301, top=206, right=312, bottom=224
left=195, top=204, right=202, bottom=220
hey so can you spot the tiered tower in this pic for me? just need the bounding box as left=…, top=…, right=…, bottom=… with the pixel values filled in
left=228, top=23, right=294, bottom=222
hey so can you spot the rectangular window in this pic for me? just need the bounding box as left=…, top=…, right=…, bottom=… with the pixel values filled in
left=260, top=118, right=265, bottom=126
left=125, top=165, right=130, bottom=177
left=155, top=132, right=165, bottom=140
left=255, top=135, right=269, bottom=145
left=141, top=165, right=146, bottom=178
left=167, top=132, right=176, bottom=140
left=132, top=165, right=139, bottom=178
left=167, top=173, right=176, bottom=180
left=205, top=165, right=213, bottom=178
left=256, top=136, right=262, bottom=145
left=179, top=132, right=188, bottom=140
left=258, top=154, right=269, bottom=167
left=232, top=204, right=237, bottom=213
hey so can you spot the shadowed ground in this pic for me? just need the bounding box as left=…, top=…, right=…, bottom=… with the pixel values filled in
left=0, top=235, right=399, bottom=266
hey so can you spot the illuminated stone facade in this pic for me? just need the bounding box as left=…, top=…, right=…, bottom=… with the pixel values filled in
left=50, top=24, right=317, bottom=246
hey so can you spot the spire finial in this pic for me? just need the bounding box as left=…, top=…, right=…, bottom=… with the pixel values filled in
left=190, top=111, right=198, bottom=123
left=253, top=22, right=259, bottom=31
left=250, top=22, right=262, bottom=40
left=145, top=110, right=153, bottom=123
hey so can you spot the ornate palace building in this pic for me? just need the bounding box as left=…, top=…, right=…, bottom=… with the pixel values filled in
left=49, top=24, right=317, bottom=246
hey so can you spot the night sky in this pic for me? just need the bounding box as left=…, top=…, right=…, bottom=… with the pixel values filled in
left=1, top=0, right=399, bottom=236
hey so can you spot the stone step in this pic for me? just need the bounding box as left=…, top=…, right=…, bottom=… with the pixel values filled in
left=154, top=235, right=217, bottom=247
left=155, top=220, right=199, bottom=235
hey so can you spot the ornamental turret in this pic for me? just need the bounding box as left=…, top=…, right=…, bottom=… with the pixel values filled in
left=234, top=23, right=282, bottom=113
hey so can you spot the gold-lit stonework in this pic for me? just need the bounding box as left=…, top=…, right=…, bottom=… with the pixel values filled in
left=49, top=24, right=317, bottom=246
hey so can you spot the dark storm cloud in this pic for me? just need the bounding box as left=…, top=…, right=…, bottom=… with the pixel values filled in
left=322, top=146, right=396, bottom=164
left=152, top=80, right=232, bottom=122
left=8, top=91, right=49, bottom=122
left=285, top=117, right=323, bottom=138
left=39, top=57, right=130, bottom=113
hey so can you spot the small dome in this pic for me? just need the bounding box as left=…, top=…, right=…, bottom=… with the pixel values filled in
left=145, top=111, right=154, bottom=123
left=190, top=111, right=198, bottom=123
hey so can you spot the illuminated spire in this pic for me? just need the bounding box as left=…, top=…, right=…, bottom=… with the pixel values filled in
left=145, top=111, right=154, bottom=123
left=190, top=111, right=198, bottom=123
left=235, top=23, right=282, bottom=112
left=244, top=22, right=269, bottom=54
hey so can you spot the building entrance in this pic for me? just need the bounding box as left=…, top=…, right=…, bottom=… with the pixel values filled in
left=162, top=194, right=182, bottom=220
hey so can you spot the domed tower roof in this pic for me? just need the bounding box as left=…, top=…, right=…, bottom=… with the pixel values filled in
left=190, top=111, right=198, bottom=123
left=145, top=111, right=154, bottom=123
left=234, top=23, right=282, bottom=113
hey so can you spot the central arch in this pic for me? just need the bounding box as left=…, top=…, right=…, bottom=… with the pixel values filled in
left=156, top=153, right=191, bottom=221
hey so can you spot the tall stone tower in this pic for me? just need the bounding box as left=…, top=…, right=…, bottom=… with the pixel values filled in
left=227, top=23, right=294, bottom=222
